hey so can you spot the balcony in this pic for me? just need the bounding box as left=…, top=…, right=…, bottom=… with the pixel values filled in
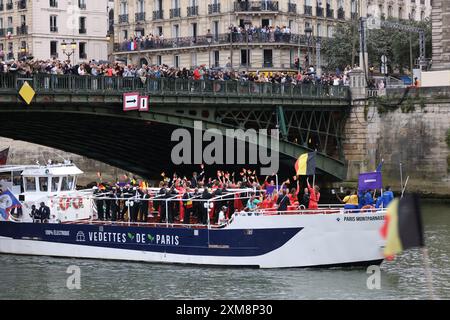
left=288, top=3, right=296, bottom=13
left=208, top=3, right=221, bottom=14
left=187, top=5, right=198, bottom=16
left=316, top=7, right=324, bottom=17
left=16, top=25, right=28, bottom=35
left=50, top=26, right=58, bottom=32
left=326, top=8, right=334, bottom=18
left=79, top=27, right=87, bottom=34
left=233, top=1, right=279, bottom=12
left=17, top=0, right=26, bottom=10
left=153, top=10, right=163, bottom=20
left=135, top=12, right=145, bottom=22
left=119, top=14, right=129, bottom=23
left=337, top=8, right=345, bottom=20
left=304, top=5, right=312, bottom=16
left=169, top=8, right=180, bottom=18
left=6, top=2, right=13, bottom=10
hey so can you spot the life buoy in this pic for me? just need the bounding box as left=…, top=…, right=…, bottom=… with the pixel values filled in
left=59, top=196, right=70, bottom=211
left=72, top=197, right=83, bottom=209
left=361, top=205, right=376, bottom=213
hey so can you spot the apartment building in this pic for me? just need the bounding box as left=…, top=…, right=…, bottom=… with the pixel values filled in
left=111, top=0, right=431, bottom=71
left=0, top=0, right=110, bottom=63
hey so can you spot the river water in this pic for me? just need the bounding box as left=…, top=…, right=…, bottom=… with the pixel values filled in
left=0, top=201, right=449, bottom=300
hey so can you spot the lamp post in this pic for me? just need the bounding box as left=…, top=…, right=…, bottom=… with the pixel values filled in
left=244, top=18, right=252, bottom=73
left=61, top=39, right=77, bottom=63
left=206, top=30, right=213, bottom=68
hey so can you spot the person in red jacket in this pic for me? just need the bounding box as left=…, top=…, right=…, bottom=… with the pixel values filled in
left=307, top=177, right=320, bottom=210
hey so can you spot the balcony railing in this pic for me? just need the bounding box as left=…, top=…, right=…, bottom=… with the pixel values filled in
left=233, top=1, right=279, bottom=12
left=135, top=12, right=145, bottom=21
left=153, top=10, right=163, bottom=20
left=16, top=25, right=28, bottom=35
left=208, top=3, right=221, bottom=14
left=351, top=12, right=358, bottom=20
left=288, top=3, right=296, bottom=13
left=337, top=8, right=345, bottom=20
left=304, top=5, right=312, bottom=16
left=6, top=2, right=13, bottom=10
left=115, top=32, right=310, bottom=53
left=50, top=26, right=58, bottom=32
left=169, top=8, right=180, bottom=18
left=17, top=0, right=26, bottom=10
left=79, top=27, right=87, bottom=34
left=119, top=14, right=129, bottom=23
left=187, top=5, right=198, bottom=16
left=316, top=7, right=324, bottom=17
left=326, top=8, right=334, bottom=18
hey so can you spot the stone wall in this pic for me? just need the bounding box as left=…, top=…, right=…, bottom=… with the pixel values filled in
left=344, top=86, right=450, bottom=197
left=0, top=138, right=125, bottom=186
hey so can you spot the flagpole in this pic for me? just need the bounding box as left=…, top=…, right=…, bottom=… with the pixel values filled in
left=421, top=247, right=437, bottom=300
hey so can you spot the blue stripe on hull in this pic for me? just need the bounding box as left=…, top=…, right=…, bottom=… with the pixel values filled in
left=0, top=222, right=302, bottom=257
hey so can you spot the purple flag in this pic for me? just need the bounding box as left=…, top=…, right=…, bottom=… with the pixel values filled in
left=358, top=172, right=383, bottom=192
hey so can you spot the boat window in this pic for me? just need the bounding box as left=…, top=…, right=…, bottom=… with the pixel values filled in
left=51, top=177, right=59, bottom=192
left=39, top=177, right=48, bottom=192
left=61, top=176, right=71, bottom=191
left=25, top=177, right=36, bottom=192
left=67, top=176, right=75, bottom=190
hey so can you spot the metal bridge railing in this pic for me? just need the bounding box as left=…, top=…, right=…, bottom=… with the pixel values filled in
left=0, top=73, right=350, bottom=100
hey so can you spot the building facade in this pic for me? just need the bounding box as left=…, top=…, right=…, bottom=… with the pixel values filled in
left=431, top=0, right=450, bottom=71
left=0, top=0, right=110, bottom=63
left=112, top=0, right=432, bottom=71
left=367, top=0, right=431, bottom=21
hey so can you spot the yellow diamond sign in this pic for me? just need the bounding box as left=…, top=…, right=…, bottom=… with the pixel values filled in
left=19, top=81, right=36, bottom=105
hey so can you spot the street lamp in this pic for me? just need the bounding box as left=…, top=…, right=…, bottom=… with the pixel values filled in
left=244, top=18, right=252, bottom=72
left=61, top=39, right=77, bottom=63
left=206, top=30, right=213, bottom=68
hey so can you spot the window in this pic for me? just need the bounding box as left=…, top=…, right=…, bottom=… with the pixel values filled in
left=137, top=0, right=145, bottom=13
left=388, top=6, right=393, bottom=17
left=39, top=177, right=48, bottom=192
left=317, top=23, right=322, bottom=37
left=157, top=55, right=162, bottom=65
left=123, top=30, right=128, bottom=41
left=49, top=0, right=57, bottom=8
left=156, top=26, right=162, bottom=36
left=241, top=49, right=250, bottom=66
left=213, top=50, right=219, bottom=67
left=78, top=0, right=86, bottom=9
left=399, top=7, right=403, bottom=19
left=263, top=49, right=272, bottom=67
left=51, top=177, right=59, bottom=192
left=50, top=41, right=57, bottom=57
left=174, top=55, right=179, bottom=68
left=213, top=21, right=219, bottom=41
left=25, top=177, right=36, bottom=192
left=120, top=1, right=128, bottom=14
left=173, top=24, right=179, bottom=38
left=50, top=15, right=57, bottom=32
left=79, top=17, right=86, bottom=33
left=7, top=16, right=12, bottom=27
left=420, top=11, right=425, bottom=21
left=60, top=176, right=74, bottom=191
left=79, top=42, right=86, bottom=59
left=327, top=25, right=333, bottom=38
left=20, top=15, right=25, bottom=25
left=191, top=52, right=197, bottom=66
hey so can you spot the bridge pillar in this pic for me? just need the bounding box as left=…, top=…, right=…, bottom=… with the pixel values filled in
left=343, top=68, right=372, bottom=181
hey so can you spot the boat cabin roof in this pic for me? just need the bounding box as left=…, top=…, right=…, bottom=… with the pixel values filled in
left=0, top=164, right=83, bottom=177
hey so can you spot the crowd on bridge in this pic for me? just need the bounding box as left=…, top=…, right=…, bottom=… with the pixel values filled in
left=0, top=57, right=351, bottom=87
left=91, top=165, right=393, bottom=225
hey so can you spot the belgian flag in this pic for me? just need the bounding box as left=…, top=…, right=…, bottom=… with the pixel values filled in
left=380, top=194, right=425, bottom=258
left=294, top=151, right=316, bottom=176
